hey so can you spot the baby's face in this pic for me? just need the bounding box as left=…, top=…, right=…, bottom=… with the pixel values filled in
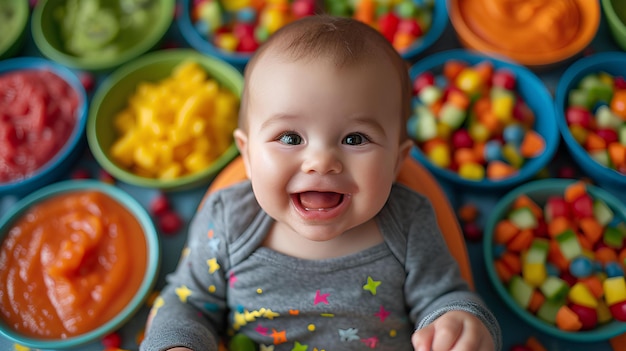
left=235, top=53, right=411, bottom=242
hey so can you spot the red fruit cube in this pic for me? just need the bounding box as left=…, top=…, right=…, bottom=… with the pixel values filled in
left=544, top=196, right=570, bottom=222
left=610, top=300, right=626, bottom=322
left=159, top=210, right=183, bottom=235
left=413, top=71, right=435, bottom=95
left=491, top=68, right=516, bottom=90
left=569, top=303, right=598, bottom=330
left=565, top=106, right=593, bottom=129
left=570, top=193, right=594, bottom=219
left=150, top=194, right=170, bottom=216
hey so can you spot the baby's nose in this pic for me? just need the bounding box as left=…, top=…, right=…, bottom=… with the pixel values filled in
left=301, top=148, right=343, bottom=175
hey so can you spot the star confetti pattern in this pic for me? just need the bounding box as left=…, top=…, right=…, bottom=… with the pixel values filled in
left=313, top=290, right=330, bottom=305
left=175, top=285, right=192, bottom=303
left=362, top=276, right=381, bottom=296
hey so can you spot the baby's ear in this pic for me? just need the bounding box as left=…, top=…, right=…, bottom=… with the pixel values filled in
left=395, top=139, right=414, bottom=177
left=233, top=129, right=252, bottom=179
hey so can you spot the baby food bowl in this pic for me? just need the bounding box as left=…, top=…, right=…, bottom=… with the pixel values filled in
left=178, top=0, right=449, bottom=70
left=0, top=57, right=88, bottom=197
left=602, top=0, right=626, bottom=51
left=448, top=0, right=600, bottom=69
left=0, top=0, right=29, bottom=60
left=409, top=49, right=559, bottom=192
left=483, top=178, right=626, bottom=341
left=87, top=49, right=242, bottom=191
left=0, top=180, right=160, bottom=349
left=554, top=52, right=626, bottom=190
left=31, top=0, right=175, bottom=71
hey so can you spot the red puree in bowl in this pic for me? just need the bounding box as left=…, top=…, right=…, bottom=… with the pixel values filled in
left=0, top=70, right=79, bottom=183
left=0, top=191, right=148, bottom=339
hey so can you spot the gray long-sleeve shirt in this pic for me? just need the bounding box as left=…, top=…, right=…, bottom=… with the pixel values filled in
left=141, top=181, right=501, bottom=351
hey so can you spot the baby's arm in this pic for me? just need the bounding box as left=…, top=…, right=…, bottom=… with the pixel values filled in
left=141, top=194, right=231, bottom=351
left=411, top=310, right=495, bottom=350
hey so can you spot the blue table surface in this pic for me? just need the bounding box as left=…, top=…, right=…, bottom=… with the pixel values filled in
left=1, top=3, right=626, bottom=351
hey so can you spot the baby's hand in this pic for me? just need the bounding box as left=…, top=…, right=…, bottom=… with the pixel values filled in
left=411, top=310, right=495, bottom=351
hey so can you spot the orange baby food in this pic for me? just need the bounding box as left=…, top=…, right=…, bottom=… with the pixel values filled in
left=0, top=190, right=147, bottom=339
left=450, top=0, right=600, bottom=66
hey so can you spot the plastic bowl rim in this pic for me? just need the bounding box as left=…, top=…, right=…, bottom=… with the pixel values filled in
left=483, top=178, right=626, bottom=341
left=0, top=180, right=161, bottom=349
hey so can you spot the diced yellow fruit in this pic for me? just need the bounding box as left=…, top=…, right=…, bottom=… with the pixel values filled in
left=597, top=299, right=613, bottom=324
left=604, top=276, right=626, bottom=306
left=159, top=163, right=183, bottom=180
left=133, top=145, right=158, bottom=170
left=184, top=152, right=211, bottom=173
left=569, top=282, right=598, bottom=308
left=523, top=262, right=547, bottom=287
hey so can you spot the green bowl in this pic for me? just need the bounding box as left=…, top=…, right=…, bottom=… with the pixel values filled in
left=484, top=178, right=626, bottom=342
left=0, top=180, right=160, bottom=349
left=0, top=0, right=29, bottom=60
left=87, top=49, right=243, bottom=191
left=31, top=0, right=175, bottom=71
left=603, top=0, right=626, bottom=51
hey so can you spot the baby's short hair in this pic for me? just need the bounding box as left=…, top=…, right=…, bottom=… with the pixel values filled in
left=239, top=15, right=411, bottom=140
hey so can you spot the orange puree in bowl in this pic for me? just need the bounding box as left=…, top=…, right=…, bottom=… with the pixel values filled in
left=0, top=190, right=147, bottom=339
left=459, top=0, right=581, bottom=55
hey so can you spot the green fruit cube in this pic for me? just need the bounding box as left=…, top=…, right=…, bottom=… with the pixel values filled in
left=556, top=229, right=582, bottom=261
left=508, top=275, right=535, bottom=309
left=593, top=199, right=614, bottom=227
left=539, top=276, right=570, bottom=302
left=508, top=207, right=538, bottom=230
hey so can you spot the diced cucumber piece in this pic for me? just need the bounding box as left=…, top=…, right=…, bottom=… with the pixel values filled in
left=596, top=105, right=623, bottom=129
left=604, top=227, right=624, bottom=249
left=593, top=199, right=614, bottom=227
left=556, top=229, right=582, bottom=261
left=508, top=207, right=538, bottom=230
left=439, top=103, right=466, bottom=129
left=508, top=275, right=534, bottom=309
left=540, top=276, right=570, bottom=302
left=525, top=238, right=549, bottom=264
left=414, top=105, right=437, bottom=142
left=537, top=299, right=566, bottom=325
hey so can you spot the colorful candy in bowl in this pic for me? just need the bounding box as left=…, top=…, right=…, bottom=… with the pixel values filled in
left=0, top=180, right=160, bottom=349
left=87, top=49, right=243, bottom=191
left=408, top=49, right=559, bottom=191
left=448, top=0, right=600, bottom=69
left=0, top=57, right=88, bottom=197
left=31, top=0, right=175, bottom=71
left=484, top=178, right=626, bottom=341
left=179, top=0, right=448, bottom=69
left=555, top=52, right=626, bottom=189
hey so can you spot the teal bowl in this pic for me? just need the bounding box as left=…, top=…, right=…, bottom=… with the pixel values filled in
left=31, top=0, right=175, bottom=71
left=0, top=0, right=29, bottom=60
left=87, top=49, right=242, bottom=191
left=484, top=178, right=626, bottom=342
left=0, top=57, right=88, bottom=197
left=0, top=180, right=160, bottom=349
left=554, top=52, right=626, bottom=189
left=409, top=49, right=560, bottom=191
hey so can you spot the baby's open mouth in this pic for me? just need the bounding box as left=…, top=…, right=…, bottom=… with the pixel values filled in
left=298, top=191, right=344, bottom=211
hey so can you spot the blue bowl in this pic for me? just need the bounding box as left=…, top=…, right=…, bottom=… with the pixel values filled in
left=0, top=180, right=160, bottom=349
left=178, top=0, right=449, bottom=70
left=0, top=57, right=88, bottom=197
left=409, top=49, right=560, bottom=191
left=555, top=51, right=626, bottom=189
left=483, top=178, right=626, bottom=342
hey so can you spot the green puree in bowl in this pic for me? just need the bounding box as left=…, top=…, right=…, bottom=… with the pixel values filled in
left=0, top=1, right=21, bottom=48
left=54, top=0, right=161, bottom=58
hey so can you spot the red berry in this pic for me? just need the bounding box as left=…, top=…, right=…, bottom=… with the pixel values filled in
left=570, top=193, right=594, bottom=218
left=463, top=221, right=483, bottom=242
left=79, top=71, right=95, bottom=92
left=150, top=194, right=170, bottom=216
left=71, top=168, right=91, bottom=180
left=610, top=300, right=626, bottom=321
left=544, top=196, right=570, bottom=222
left=569, top=303, right=598, bottom=330
left=159, top=210, right=183, bottom=235
left=102, top=332, right=122, bottom=348
left=565, top=106, right=593, bottom=129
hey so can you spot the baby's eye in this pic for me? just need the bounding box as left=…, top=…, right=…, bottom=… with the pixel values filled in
left=278, top=132, right=303, bottom=145
left=343, top=133, right=369, bottom=146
